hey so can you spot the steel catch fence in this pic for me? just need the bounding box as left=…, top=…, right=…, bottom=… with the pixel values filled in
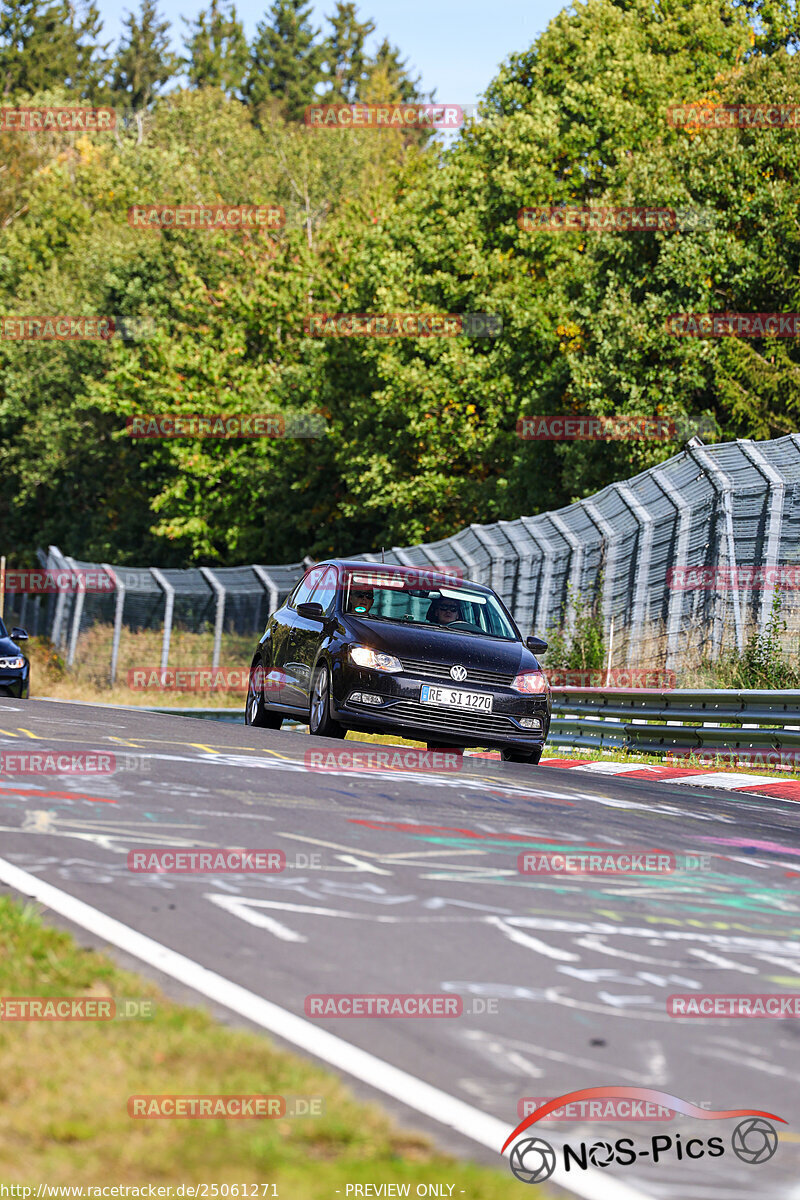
left=4, top=434, right=800, bottom=681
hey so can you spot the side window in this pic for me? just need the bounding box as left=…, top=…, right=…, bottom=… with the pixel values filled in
left=289, top=567, right=325, bottom=609
left=310, top=566, right=338, bottom=614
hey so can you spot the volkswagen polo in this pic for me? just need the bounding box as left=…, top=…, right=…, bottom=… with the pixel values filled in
left=244, top=560, right=550, bottom=763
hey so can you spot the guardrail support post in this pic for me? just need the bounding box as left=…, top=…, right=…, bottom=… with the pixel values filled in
left=738, top=440, right=787, bottom=635
left=66, top=556, right=85, bottom=667
left=102, top=564, right=123, bottom=685
left=199, top=567, right=226, bottom=671
left=614, top=485, right=655, bottom=666
left=547, top=513, right=583, bottom=636
left=150, top=568, right=175, bottom=672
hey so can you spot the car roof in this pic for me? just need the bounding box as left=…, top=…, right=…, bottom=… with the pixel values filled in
left=312, top=559, right=492, bottom=595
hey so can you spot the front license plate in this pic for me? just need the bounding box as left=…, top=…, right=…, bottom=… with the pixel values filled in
left=420, top=684, right=493, bottom=713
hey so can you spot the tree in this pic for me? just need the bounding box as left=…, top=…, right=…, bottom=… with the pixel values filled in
left=364, top=36, right=424, bottom=103
left=320, top=1, right=374, bottom=102
left=183, top=0, right=248, bottom=96
left=0, top=0, right=108, bottom=97
left=244, top=0, right=324, bottom=120
left=111, top=0, right=179, bottom=110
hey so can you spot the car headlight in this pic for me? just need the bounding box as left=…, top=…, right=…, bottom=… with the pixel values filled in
left=512, top=670, right=548, bottom=694
left=0, top=657, right=25, bottom=670
left=349, top=646, right=402, bottom=673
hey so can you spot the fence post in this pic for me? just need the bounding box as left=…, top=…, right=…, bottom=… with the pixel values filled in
left=652, top=467, right=693, bottom=674
left=438, top=533, right=482, bottom=587
left=498, top=519, right=537, bottom=632
left=252, top=566, right=279, bottom=618
left=150, top=568, right=175, bottom=671
left=737, top=440, right=786, bottom=635
left=199, top=567, right=226, bottom=670
left=582, top=500, right=617, bottom=653
left=103, top=564, right=124, bottom=685
left=468, top=524, right=506, bottom=596
left=613, top=485, right=655, bottom=665
left=49, top=545, right=71, bottom=648
left=547, top=513, right=583, bottom=636
left=66, top=556, right=85, bottom=667
left=687, top=446, right=744, bottom=657
left=521, top=518, right=557, bottom=637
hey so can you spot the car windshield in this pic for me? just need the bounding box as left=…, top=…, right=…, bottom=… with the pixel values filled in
left=342, top=571, right=518, bottom=640
left=0, top=618, right=6, bottom=638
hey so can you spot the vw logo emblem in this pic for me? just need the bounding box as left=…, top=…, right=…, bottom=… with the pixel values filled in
left=450, top=664, right=467, bottom=682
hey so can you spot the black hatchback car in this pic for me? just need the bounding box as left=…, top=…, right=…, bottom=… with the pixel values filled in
left=245, top=560, right=550, bottom=763
left=0, top=619, right=30, bottom=698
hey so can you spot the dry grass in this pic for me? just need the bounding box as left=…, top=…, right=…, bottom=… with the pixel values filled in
left=0, top=897, right=528, bottom=1193
left=26, top=626, right=254, bottom=709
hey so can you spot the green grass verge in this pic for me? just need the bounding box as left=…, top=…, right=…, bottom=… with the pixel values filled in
left=0, top=898, right=534, bottom=1194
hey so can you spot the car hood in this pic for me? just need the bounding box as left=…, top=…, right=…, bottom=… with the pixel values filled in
left=0, top=635, right=26, bottom=658
left=341, top=616, right=539, bottom=674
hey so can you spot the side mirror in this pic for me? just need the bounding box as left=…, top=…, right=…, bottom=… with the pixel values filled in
left=11, top=627, right=29, bottom=641
left=296, top=601, right=324, bottom=619
left=526, top=635, right=547, bottom=653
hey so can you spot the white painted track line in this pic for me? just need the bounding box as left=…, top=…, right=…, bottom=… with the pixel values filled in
left=0, top=856, right=655, bottom=1200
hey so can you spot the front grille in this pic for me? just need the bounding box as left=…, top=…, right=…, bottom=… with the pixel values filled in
left=400, top=658, right=515, bottom=687
left=384, top=699, right=540, bottom=740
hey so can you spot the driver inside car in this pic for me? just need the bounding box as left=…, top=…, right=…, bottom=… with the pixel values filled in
left=347, top=585, right=375, bottom=615
left=426, top=596, right=462, bottom=625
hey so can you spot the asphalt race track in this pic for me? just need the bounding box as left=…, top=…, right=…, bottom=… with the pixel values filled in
left=1, top=698, right=799, bottom=1200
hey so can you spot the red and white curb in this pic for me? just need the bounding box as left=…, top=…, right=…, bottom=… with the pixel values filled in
left=538, top=757, right=800, bottom=802
left=466, top=751, right=800, bottom=801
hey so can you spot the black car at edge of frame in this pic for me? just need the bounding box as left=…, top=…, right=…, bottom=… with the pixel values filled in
left=244, top=559, right=551, bottom=763
left=0, top=618, right=30, bottom=699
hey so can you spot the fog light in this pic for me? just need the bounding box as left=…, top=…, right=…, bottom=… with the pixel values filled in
left=350, top=692, right=383, bottom=706
left=519, top=717, right=542, bottom=730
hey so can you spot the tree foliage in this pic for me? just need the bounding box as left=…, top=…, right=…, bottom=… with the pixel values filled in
left=1, top=0, right=799, bottom=565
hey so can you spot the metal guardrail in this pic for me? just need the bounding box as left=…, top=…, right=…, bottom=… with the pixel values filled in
left=549, top=687, right=800, bottom=756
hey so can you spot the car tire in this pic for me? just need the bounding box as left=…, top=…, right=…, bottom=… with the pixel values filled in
left=309, top=664, right=346, bottom=738
left=245, top=661, right=283, bottom=728
left=502, top=748, right=542, bottom=764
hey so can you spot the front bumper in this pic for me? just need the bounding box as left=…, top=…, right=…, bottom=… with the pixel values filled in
left=330, top=659, right=550, bottom=750
left=0, top=666, right=29, bottom=699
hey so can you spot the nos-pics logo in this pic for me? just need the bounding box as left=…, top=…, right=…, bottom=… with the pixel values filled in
left=502, top=1087, right=783, bottom=1183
